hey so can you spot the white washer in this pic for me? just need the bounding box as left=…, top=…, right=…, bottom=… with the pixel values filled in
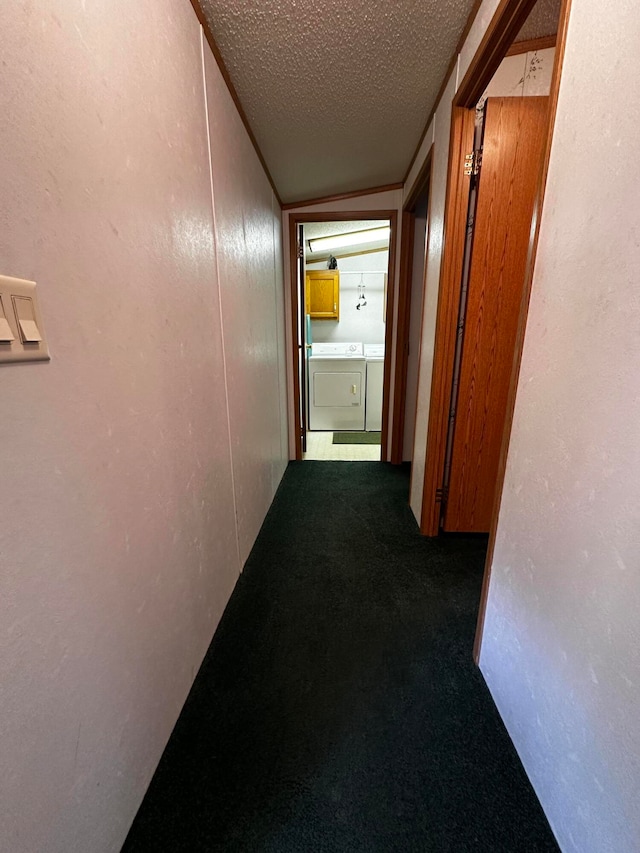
left=364, top=344, right=385, bottom=432
left=308, top=342, right=365, bottom=431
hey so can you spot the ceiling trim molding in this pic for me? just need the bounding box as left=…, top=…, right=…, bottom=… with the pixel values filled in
left=281, top=183, right=403, bottom=212
left=506, top=33, right=557, bottom=55
left=402, top=0, right=485, bottom=186
left=189, top=0, right=283, bottom=207
left=306, top=245, right=389, bottom=264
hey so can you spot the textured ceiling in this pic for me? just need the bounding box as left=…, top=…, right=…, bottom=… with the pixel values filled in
left=516, top=0, right=562, bottom=42
left=199, top=0, right=477, bottom=203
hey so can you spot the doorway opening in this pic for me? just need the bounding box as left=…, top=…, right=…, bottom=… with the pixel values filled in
left=403, top=0, right=569, bottom=652
left=393, top=145, right=434, bottom=485
left=421, top=0, right=567, bottom=537
left=288, top=210, right=398, bottom=462
left=301, top=219, right=391, bottom=460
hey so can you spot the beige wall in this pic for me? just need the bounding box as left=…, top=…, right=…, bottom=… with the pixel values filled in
left=204, top=48, right=289, bottom=566
left=0, top=3, right=287, bottom=851
left=406, top=0, right=640, bottom=847
left=480, top=1, right=640, bottom=850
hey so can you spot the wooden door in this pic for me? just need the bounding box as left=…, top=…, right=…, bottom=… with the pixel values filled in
left=305, top=270, right=339, bottom=319
left=443, top=96, right=549, bottom=533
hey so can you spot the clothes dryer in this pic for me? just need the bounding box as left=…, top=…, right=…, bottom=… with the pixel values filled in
left=308, top=342, right=365, bottom=431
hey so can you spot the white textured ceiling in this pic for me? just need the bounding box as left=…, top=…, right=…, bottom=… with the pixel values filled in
left=516, top=0, right=561, bottom=42
left=199, top=0, right=477, bottom=203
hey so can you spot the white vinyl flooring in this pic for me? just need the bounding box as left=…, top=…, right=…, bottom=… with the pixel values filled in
left=303, top=431, right=381, bottom=461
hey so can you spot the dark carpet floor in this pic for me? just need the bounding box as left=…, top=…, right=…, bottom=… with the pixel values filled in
left=123, top=462, right=558, bottom=852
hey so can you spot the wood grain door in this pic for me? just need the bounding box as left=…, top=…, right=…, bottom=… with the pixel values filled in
left=443, top=96, right=549, bottom=533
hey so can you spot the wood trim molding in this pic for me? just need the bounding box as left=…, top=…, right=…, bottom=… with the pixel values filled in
left=408, top=160, right=435, bottom=497
left=420, top=108, right=475, bottom=536
left=306, top=246, right=389, bottom=265
left=455, top=0, right=539, bottom=107
left=390, top=210, right=415, bottom=464
left=288, top=210, right=397, bottom=224
left=506, top=34, right=557, bottom=56
left=287, top=209, right=399, bottom=461
left=288, top=218, right=303, bottom=459
left=391, top=145, right=434, bottom=464
left=403, top=144, right=435, bottom=213
left=381, top=211, right=399, bottom=462
left=474, top=0, right=573, bottom=664
left=190, top=0, right=282, bottom=207
left=282, top=183, right=403, bottom=212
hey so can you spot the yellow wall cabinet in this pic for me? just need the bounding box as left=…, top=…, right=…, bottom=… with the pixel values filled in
left=305, top=270, right=339, bottom=320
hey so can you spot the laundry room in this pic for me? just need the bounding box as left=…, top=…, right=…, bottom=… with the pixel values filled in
left=302, top=220, right=390, bottom=460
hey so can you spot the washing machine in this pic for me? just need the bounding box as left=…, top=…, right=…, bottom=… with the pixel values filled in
left=364, top=344, right=385, bottom=431
left=308, top=342, right=365, bottom=431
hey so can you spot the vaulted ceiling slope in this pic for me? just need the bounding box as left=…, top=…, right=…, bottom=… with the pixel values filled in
left=516, top=0, right=561, bottom=41
left=198, top=0, right=477, bottom=204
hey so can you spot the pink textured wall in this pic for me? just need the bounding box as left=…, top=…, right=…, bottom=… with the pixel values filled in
left=204, top=50, right=288, bottom=564
left=0, top=2, right=287, bottom=851
left=479, top=1, right=640, bottom=849
left=402, top=0, right=640, bottom=844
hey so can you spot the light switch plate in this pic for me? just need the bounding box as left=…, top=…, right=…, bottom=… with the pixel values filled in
left=0, top=275, right=50, bottom=364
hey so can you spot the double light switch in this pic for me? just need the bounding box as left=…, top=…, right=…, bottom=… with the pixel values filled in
left=0, top=275, right=49, bottom=363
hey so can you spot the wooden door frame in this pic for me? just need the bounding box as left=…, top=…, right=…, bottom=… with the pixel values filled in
left=288, top=209, right=399, bottom=461
left=413, top=0, right=573, bottom=660
left=391, top=146, right=435, bottom=465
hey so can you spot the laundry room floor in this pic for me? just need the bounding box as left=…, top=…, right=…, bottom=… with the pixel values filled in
left=304, top=431, right=381, bottom=461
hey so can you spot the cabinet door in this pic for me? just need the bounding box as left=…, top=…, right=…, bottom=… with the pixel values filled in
left=305, top=271, right=339, bottom=319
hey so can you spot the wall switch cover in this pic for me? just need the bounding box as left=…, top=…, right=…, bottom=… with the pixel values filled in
left=0, top=275, right=50, bottom=364
left=0, top=317, right=14, bottom=342
left=0, top=296, right=16, bottom=342
left=12, top=296, right=43, bottom=342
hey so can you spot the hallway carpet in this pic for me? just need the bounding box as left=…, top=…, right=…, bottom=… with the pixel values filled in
left=123, top=462, right=558, bottom=852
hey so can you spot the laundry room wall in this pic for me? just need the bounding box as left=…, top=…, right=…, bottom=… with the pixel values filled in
left=307, top=250, right=389, bottom=345
left=0, top=2, right=287, bottom=852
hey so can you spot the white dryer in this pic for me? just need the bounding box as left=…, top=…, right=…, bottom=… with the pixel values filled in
left=364, top=344, right=385, bottom=432
left=308, top=342, right=365, bottom=431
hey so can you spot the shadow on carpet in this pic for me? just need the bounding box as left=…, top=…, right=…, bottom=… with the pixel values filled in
left=123, top=461, right=558, bottom=853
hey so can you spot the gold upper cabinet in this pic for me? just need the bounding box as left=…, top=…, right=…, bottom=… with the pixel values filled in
left=305, top=270, right=339, bottom=320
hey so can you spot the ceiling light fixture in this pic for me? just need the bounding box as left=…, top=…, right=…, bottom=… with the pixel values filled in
left=307, top=226, right=390, bottom=253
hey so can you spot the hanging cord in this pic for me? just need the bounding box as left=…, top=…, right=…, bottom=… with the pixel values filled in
left=356, top=273, right=367, bottom=310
